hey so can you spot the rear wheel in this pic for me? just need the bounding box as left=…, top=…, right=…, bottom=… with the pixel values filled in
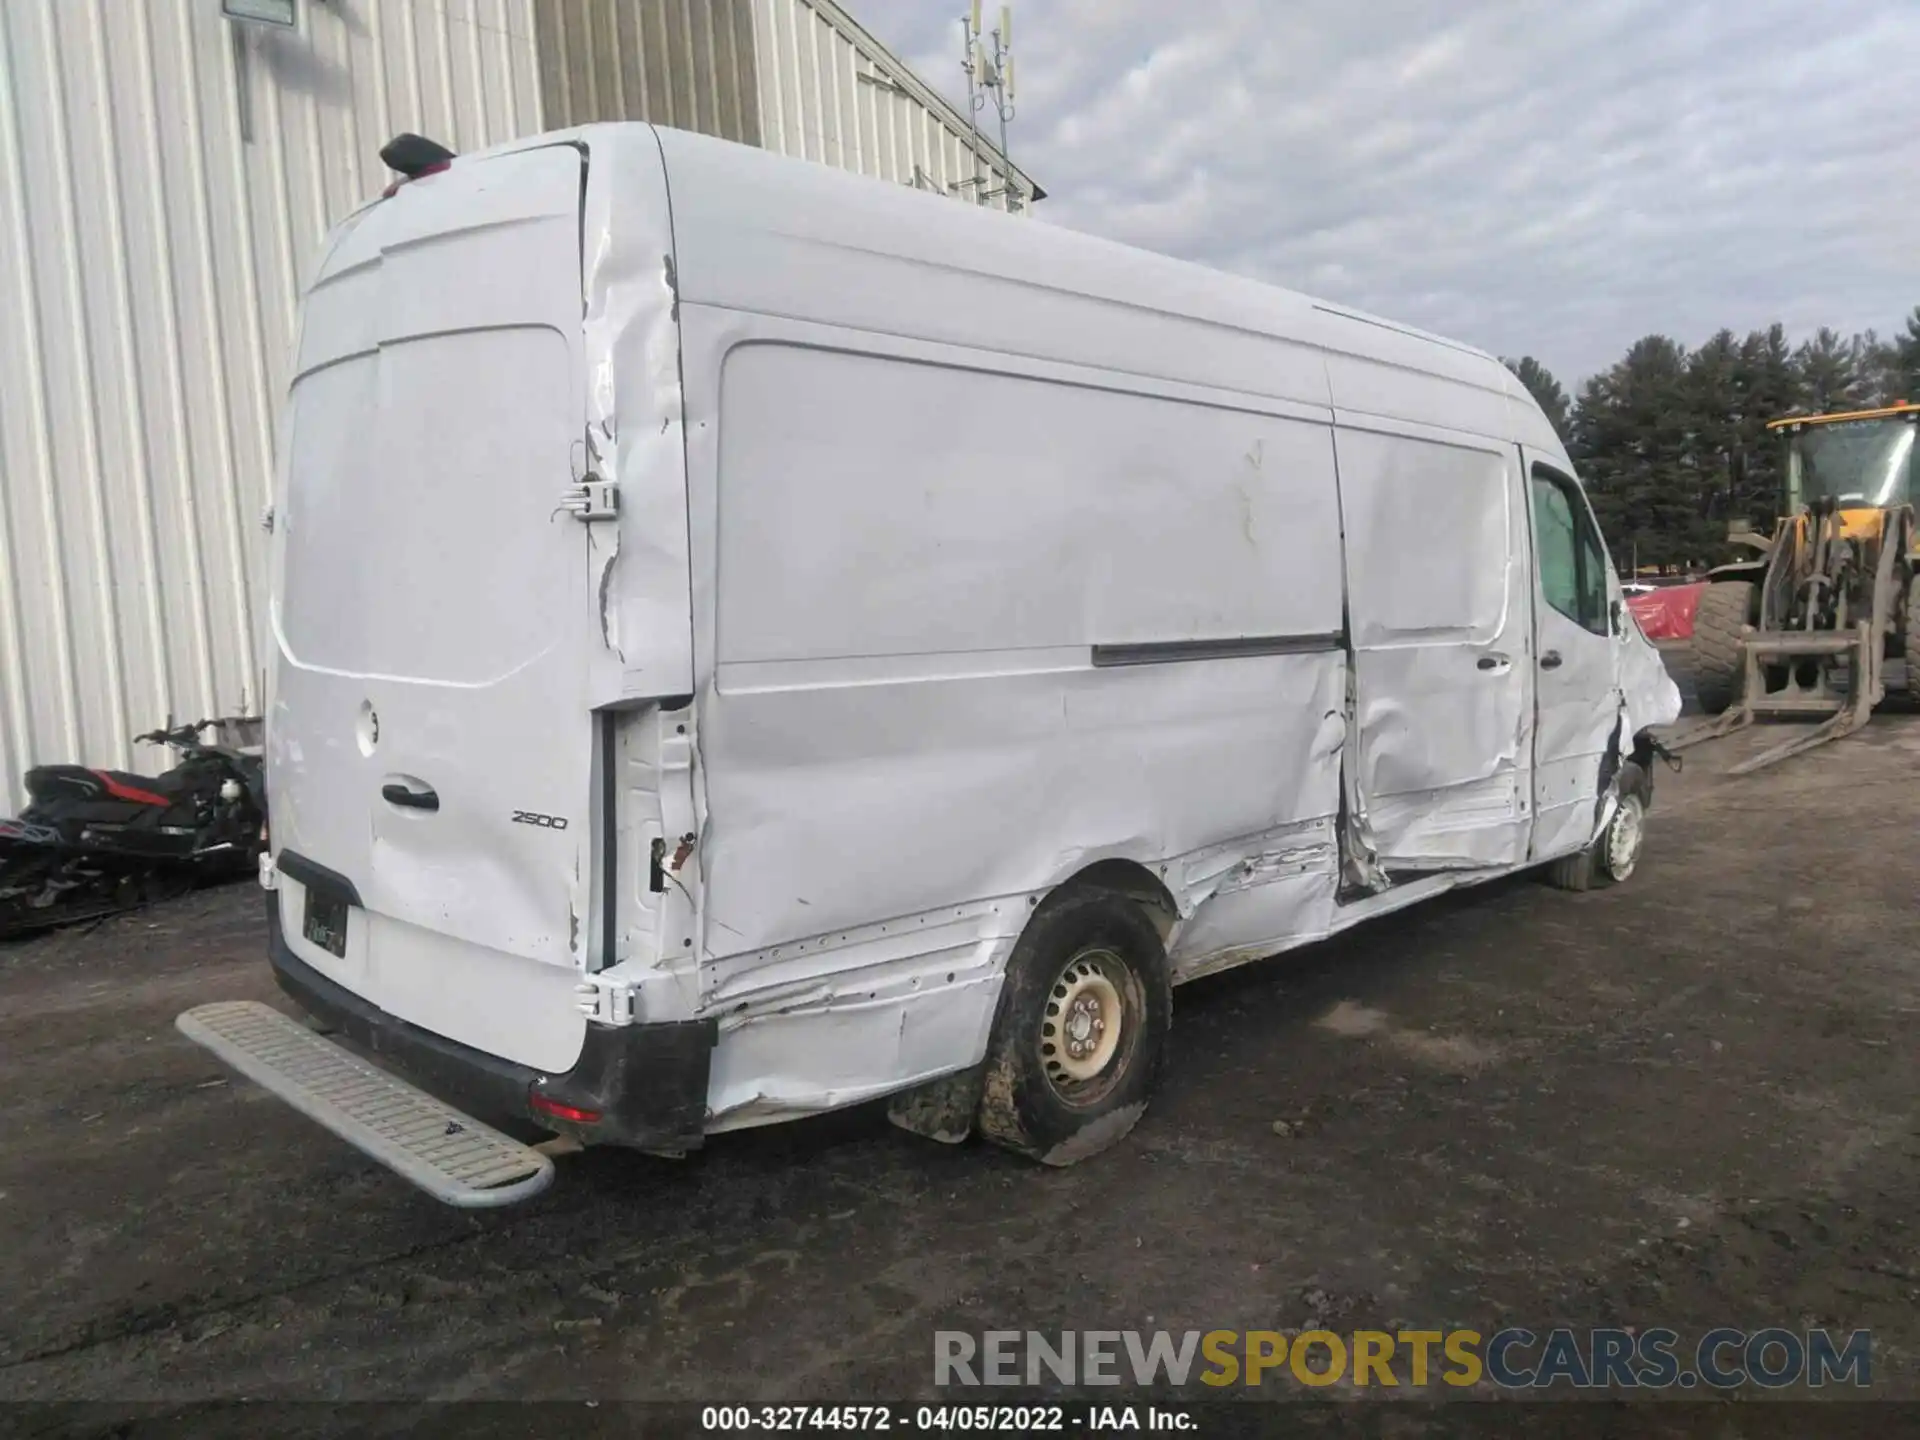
left=977, top=889, right=1170, bottom=1166
left=1691, top=580, right=1754, bottom=716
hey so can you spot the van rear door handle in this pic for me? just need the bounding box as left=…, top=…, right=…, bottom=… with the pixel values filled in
left=1540, top=651, right=1563, bottom=670
left=1476, top=653, right=1511, bottom=673
left=382, top=782, right=439, bottom=812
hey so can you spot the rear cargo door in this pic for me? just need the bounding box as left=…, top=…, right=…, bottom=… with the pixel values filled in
left=271, top=143, right=597, bottom=977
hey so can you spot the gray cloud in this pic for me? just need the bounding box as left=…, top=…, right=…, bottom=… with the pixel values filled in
left=862, top=0, right=1920, bottom=387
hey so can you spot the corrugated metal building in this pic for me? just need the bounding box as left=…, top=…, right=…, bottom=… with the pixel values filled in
left=0, top=0, right=1042, bottom=807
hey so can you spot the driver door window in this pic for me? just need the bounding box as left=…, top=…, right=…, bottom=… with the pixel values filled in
left=1530, top=466, right=1609, bottom=634
left=1528, top=456, right=1622, bottom=863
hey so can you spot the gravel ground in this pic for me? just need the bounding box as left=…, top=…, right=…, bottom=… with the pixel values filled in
left=2, top=700, right=1917, bottom=1431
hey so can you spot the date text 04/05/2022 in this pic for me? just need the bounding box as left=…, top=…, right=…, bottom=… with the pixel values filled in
left=700, top=1405, right=1193, bottom=1432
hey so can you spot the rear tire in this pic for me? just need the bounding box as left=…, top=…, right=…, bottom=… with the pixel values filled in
left=977, top=888, right=1171, bottom=1167
left=1691, top=581, right=1754, bottom=716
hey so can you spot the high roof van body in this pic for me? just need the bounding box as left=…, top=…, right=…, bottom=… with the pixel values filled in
left=179, top=124, right=1680, bottom=1205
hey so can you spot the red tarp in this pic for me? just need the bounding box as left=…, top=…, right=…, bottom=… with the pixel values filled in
left=1626, top=582, right=1706, bottom=641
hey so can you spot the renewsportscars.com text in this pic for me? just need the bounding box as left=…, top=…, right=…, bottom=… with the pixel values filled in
left=935, top=1327, right=1871, bottom=1390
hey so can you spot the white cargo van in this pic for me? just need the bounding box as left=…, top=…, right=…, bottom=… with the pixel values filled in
left=180, top=124, right=1680, bottom=1207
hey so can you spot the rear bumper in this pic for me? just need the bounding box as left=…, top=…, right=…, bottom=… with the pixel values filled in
left=266, top=894, right=716, bottom=1152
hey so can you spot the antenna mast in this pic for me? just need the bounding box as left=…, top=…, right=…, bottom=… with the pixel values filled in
left=961, top=3, right=1021, bottom=212
left=960, top=5, right=987, bottom=205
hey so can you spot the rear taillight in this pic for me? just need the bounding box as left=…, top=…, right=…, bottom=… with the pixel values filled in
left=529, top=1092, right=601, bottom=1126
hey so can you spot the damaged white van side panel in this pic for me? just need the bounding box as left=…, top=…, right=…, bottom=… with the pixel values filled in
left=215, top=121, right=1681, bottom=1196
left=640, top=125, right=1677, bottom=1130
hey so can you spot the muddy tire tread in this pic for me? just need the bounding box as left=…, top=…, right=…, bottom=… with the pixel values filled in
left=976, top=888, right=1171, bottom=1167
left=1692, top=581, right=1753, bottom=716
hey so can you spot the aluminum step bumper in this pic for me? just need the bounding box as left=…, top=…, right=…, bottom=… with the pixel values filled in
left=178, top=1000, right=554, bottom=1208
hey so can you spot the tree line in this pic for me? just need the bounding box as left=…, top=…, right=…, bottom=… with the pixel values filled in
left=1504, top=307, right=1920, bottom=573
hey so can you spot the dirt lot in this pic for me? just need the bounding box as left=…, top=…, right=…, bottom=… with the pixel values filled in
left=3, top=709, right=1918, bottom=1421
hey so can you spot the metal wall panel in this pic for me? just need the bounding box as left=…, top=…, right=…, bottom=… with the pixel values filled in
left=0, top=0, right=544, bottom=806
left=0, top=0, right=1036, bottom=809
left=534, top=0, right=761, bottom=144
left=752, top=0, right=1036, bottom=212
left=532, top=0, right=1035, bottom=209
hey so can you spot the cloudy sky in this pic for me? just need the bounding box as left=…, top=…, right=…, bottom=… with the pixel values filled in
left=859, top=0, right=1920, bottom=390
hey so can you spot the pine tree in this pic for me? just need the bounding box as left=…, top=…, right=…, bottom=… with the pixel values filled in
left=1502, top=356, right=1570, bottom=443
left=1795, top=327, right=1870, bottom=413
left=1884, top=307, right=1920, bottom=403
left=1531, top=308, right=1920, bottom=566
left=1686, top=330, right=1742, bottom=528
left=1729, top=324, right=1801, bottom=529
left=1572, top=336, right=1710, bottom=568
left=1855, top=328, right=1896, bottom=407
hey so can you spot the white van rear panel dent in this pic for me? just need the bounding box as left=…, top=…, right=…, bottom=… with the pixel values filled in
left=579, top=125, right=693, bottom=702
left=693, top=806, right=1351, bottom=1124
left=697, top=650, right=1347, bottom=965
left=707, top=974, right=1003, bottom=1131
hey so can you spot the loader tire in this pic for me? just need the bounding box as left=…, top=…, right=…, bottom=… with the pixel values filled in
left=1691, top=580, right=1753, bottom=716
left=1905, top=578, right=1920, bottom=674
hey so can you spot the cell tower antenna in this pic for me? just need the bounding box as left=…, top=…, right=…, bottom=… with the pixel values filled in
left=959, top=7, right=987, bottom=205
left=955, top=2, right=1022, bottom=211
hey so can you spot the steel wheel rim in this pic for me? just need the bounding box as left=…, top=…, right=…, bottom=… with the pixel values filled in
left=1039, top=947, right=1140, bottom=1107
left=1605, top=795, right=1644, bottom=881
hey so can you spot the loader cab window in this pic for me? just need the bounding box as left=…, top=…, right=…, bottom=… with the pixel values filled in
left=1785, top=416, right=1917, bottom=511
left=1531, top=465, right=1610, bottom=636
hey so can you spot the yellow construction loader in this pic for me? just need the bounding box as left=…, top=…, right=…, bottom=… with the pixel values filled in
left=1675, top=401, right=1918, bottom=774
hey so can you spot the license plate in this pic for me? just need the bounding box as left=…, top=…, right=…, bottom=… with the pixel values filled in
left=303, top=890, right=349, bottom=958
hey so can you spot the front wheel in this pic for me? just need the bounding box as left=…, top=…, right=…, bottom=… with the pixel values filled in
left=977, top=889, right=1171, bottom=1166
left=1599, top=789, right=1646, bottom=883
left=1546, top=762, right=1649, bottom=892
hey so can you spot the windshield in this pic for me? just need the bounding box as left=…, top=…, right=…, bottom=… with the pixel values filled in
left=1786, top=417, right=1917, bottom=509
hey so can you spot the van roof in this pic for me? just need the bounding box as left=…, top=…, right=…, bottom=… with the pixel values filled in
left=361, top=122, right=1546, bottom=449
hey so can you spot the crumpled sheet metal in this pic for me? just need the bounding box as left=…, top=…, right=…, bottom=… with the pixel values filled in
left=696, top=653, right=1350, bottom=1126
left=1335, top=428, right=1533, bottom=868
left=698, top=650, right=1350, bottom=968
left=1616, top=591, right=1685, bottom=737
left=580, top=125, right=693, bottom=704
left=695, top=652, right=1351, bottom=1128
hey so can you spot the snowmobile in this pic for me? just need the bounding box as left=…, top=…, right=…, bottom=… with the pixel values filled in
left=0, top=720, right=266, bottom=940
